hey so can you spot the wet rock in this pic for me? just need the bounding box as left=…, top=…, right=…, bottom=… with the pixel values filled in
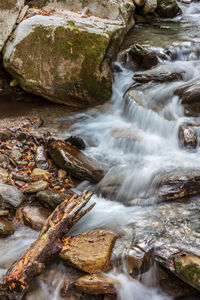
left=155, top=246, right=200, bottom=291
left=31, top=168, right=50, bottom=181
left=133, top=71, right=183, bottom=83
left=0, top=210, right=9, bottom=217
left=35, top=145, right=48, bottom=169
left=158, top=265, right=200, bottom=298
left=22, top=205, right=51, bottom=230
left=36, top=189, right=74, bottom=209
left=128, top=44, right=158, bottom=70
left=126, top=245, right=152, bottom=277
left=49, top=141, right=104, bottom=183
left=178, top=125, right=198, bottom=149
left=157, top=0, right=180, bottom=18
left=74, top=274, right=118, bottom=295
left=174, top=80, right=200, bottom=116
left=23, top=180, right=49, bottom=193
left=0, top=168, right=9, bottom=183
left=0, top=0, right=24, bottom=51
left=155, top=171, right=200, bottom=201
left=12, top=173, right=32, bottom=182
left=3, top=1, right=135, bottom=107
left=0, top=130, right=13, bottom=142
left=0, top=219, right=14, bottom=236
left=0, top=153, right=8, bottom=164
left=143, top=0, right=157, bottom=15
left=60, top=229, right=119, bottom=273
left=17, top=132, right=29, bottom=141
left=0, top=184, right=25, bottom=208
left=65, top=136, right=86, bottom=150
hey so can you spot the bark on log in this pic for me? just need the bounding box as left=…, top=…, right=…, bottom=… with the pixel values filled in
left=0, top=190, right=94, bottom=300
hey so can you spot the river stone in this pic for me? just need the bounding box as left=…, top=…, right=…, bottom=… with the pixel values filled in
left=3, top=2, right=134, bottom=108
left=23, top=180, right=49, bottom=193
left=0, top=184, right=25, bottom=208
left=0, top=219, right=14, bottom=236
left=0, top=0, right=25, bottom=51
left=22, top=205, right=51, bottom=230
left=35, top=145, right=48, bottom=169
left=154, top=171, right=200, bottom=201
left=178, top=125, right=198, bottom=149
left=133, top=0, right=146, bottom=7
left=48, top=141, right=104, bottom=183
left=143, top=0, right=157, bottom=15
left=126, top=245, right=152, bottom=276
left=0, top=168, right=9, bottom=183
left=128, top=44, right=158, bottom=70
left=133, top=71, right=183, bottom=83
left=60, top=229, right=119, bottom=273
left=157, top=0, right=180, bottom=18
left=0, top=130, right=13, bottom=142
left=31, top=168, right=51, bottom=181
left=36, top=189, right=74, bottom=209
left=174, top=80, right=200, bottom=116
left=155, top=246, right=200, bottom=291
left=74, top=274, right=118, bottom=295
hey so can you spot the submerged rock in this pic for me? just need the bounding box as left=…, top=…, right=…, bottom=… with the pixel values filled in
left=0, top=219, right=14, bottom=236
left=3, top=0, right=135, bottom=107
left=155, top=246, right=200, bottom=291
left=157, top=0, right=180, bottom=18
left=48, top=141, right=104, bottom=183
left=0, top=184, right=24, bottom=208
left=22, top=205, right=51, bottom=230
left=60, top=229, right=119, bottom=273
left=178, top=125, right=198, bottom=150
left=128, top=44, right=158, bottom=70
left=74, top=274, right=118, bottom=295
left=36, top=189, right=74, bottom=209
left=0, top=0, right=24, bottom=51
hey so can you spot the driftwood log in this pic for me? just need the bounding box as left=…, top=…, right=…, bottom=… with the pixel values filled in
left=0, top=190, right=94, bottom=300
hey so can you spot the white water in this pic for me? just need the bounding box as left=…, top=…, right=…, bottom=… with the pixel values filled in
left=2, top=2, right=200, bottom=299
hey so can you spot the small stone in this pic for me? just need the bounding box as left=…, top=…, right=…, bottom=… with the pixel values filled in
left=22, top=206, right=51, bottom=231
left=0, top=219, right=14, bottom=236
left=17, top=132, right=29, bottom=141
left=0, top=130, right=13, bottom=142
left=0, top=210, right=9, bottom=217
left=23, top=180, right=49, bottom=193
left=74, top=274, right=118, bottom=295
left=37, top=189, right=74, bottom=209
left=35, top=145, right=48, bottom=169
left=31, top=168, right=51, bottom=181
left=58, top=169, right=67, bottom=179
left=0, top=184, right=25, bottom=208
left=0, top=153, right=8, bottom=164
left=60, top=229, right=119, bottom=273
left=10, top=79, right=18, bottom=87
left=143, top=0, right=157, bottom=14
left=0, top=168, right=9, bottom=183
left=10, top=149, right=22, bottom=161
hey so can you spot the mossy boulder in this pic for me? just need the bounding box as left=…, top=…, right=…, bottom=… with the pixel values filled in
left=0, top=0, right=24, bottom=51
left=157, top=0, right=180, bottom=18
left=3, top=5, right=134, bottom=107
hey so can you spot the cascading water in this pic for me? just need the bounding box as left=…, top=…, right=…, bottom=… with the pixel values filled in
left=1, top=2, right=200, bottom=299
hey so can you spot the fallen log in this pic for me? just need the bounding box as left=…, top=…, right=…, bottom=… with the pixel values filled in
left=0, top=190, right=94, bottom=300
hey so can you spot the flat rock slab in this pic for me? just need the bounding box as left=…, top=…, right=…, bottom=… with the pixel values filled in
left=60, top=229, right=119, bottom=273
left=155, top=245, right=200, bottom=291
left=49, top=141, right=104, bottom=183
left=74, top=274, right=118, bottom=295
left=0, top=184, right=25, bottom=208
left=0, top=0, right=24, bottom=51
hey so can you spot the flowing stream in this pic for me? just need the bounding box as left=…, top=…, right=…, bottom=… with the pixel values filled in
left=1, top=2, right=200, bottom=299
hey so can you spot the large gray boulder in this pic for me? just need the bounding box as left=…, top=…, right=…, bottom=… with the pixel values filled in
left=0, top=0, right=24, bottom=51
left=3, top=1, right=135, bottom=107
